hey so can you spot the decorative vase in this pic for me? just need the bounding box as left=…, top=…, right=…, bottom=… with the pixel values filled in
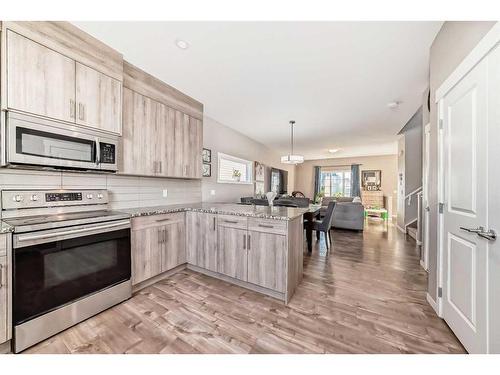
left=266, top=191, right=277, bottom=207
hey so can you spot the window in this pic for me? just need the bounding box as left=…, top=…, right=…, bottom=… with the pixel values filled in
left=320, top=169, right=351, bottom=197
left=217, top=152, right=253, bottom=184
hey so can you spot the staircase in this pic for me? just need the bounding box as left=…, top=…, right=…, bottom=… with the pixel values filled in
left=407, top=222, right=418, bottom=242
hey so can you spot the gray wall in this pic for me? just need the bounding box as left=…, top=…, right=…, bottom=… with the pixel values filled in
left=397, top=107, right=423, bottom=228
left=202, top=116, right=295, bottom=203
left=427, top=21, right=496, bottom=301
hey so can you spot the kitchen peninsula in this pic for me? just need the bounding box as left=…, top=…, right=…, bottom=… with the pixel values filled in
left=126, top=203, right=306, bottom=303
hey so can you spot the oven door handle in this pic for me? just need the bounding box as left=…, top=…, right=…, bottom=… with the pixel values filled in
left=15, top=220, right=130, bottom=245
left=95, top=137, right=101, bottom=166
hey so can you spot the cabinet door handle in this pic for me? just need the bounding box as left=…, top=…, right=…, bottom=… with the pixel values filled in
left=0, top=264, right=3, bottom=288
left=243, top=234, right=246, bottom=250
left=159, top=161, right=162, bottom=174
left=258, top=224, right=274, bottom=228
left=223, top=220, right=238, bottom=224
left=153, top=161, right=157, bottom=173
left=164, top=229, right=168, bottom=243
left=213, top=217, right=216, bottom=231
left=247, top=234, right=251, bottom=250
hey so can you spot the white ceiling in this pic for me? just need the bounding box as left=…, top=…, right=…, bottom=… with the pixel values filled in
left=74, top=21, right=442, bottom=160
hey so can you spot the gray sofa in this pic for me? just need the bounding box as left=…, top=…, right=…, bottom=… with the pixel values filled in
left=320, top=197, right=364, bottom=231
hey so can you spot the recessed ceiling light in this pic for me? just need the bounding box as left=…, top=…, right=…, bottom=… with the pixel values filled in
left=328, top=149, right=340, bottom=154
left=175, top=39, right=190, bottom=50
left=387, top=101, right=401, bottom=109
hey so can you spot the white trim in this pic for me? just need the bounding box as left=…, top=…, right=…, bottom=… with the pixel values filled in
left=396, top=224, right=406, bottom=234
left=217, top=151, right=254, bottom=185
left=435, top=22, right=500, bottom=102
left=437, top=99, right=445, bottom=317
left=420, top=259, right=428, bottom=271
left=427, top=293, right=440, bottom=316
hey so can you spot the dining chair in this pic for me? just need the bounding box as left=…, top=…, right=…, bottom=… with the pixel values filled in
left=304, top=201, right=336, bottom=249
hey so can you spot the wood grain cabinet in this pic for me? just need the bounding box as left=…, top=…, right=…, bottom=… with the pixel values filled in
left=121, top=88, right=202, bottom=178
left=247, top=231, right=286, bottom=293
left=5, top=29, right=122, bottom=135
left=131, top=213, right=186, bottom=285
left=6, top=30, right=76, bottom=123
left=186, top=212, right=218, bottom=272
left=217, top=217, right=248, bottom=281
left=75, top=62, right=122, bottom=134
left=0, top=234, right=10, bottom=345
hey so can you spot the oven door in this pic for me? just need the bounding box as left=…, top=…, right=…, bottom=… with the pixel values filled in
left=7, top=111, right=118, bottom=171
left=12, top=219, right=131, bottom=326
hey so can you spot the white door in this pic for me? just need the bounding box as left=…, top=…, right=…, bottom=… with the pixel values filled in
left=440, top=56, right=488, bottom=353
left=422, top=123, right=431, bottom=270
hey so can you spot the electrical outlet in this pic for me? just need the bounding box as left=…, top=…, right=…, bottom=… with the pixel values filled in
left=210, top=190, right=216, bottom=196
left=162, top=189, right=168, bottom=198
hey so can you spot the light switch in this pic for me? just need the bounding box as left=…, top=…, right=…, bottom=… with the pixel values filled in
left=162, top=189, right=168, bottom=198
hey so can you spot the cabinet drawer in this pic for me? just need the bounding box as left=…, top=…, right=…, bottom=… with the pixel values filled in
left=132, top=212, right=185, bottom=230
left=217, top=215, right=247, bottom=230
left=248, top=218, right=287, bottom=235
left=0, top=235, right=7, bottom=257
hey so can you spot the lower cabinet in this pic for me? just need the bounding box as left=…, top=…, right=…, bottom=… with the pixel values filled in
left=131, top=213, right=186, bottom=285
left=217, top=224, right=247, bottom=281
left=247, top=231, right=286, bottom=293
left=215, top=215, right=287, bottom=293
left=186, top=211, right=218, bottom=272
left=0, top=255, right=7, bottom=344
left=0, top=233, right=10, bottom=345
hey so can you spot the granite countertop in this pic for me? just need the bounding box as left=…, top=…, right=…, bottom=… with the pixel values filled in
left=0, top=220, right=14, bottom=233
left=122, top=202, right=310, bottom=221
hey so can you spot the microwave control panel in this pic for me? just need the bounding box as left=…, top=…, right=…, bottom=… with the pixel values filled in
left=100, top=143, right=116, bottom=164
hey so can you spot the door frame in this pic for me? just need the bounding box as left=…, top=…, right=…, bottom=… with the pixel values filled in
left=421, top=123, right=431, bottom=271
left=434, top=22, right=500, bottom=338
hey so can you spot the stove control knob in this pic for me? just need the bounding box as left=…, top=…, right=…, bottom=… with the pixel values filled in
left=13, top=194, right=24, bottom=202
left=86, top=193, right=93, bottom=200
left=30, top=194, right=39, bottom=201
left=97, top=193, right=104, bottom=200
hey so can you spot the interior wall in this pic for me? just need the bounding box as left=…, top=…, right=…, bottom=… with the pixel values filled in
left=427, top=21, right=496, bottom=302
left=201, top=116, right=295, bottom=203
left=397, top=138, right=405, bottom=229
left=0, top=169, right=201, bottom=215
left=294, top=154, right=398, bottom=211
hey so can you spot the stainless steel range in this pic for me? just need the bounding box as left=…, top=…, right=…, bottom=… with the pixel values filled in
left=1, top=189, right=132, bottom=353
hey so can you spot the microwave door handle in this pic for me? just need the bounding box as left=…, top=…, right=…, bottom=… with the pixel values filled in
left=95, top=137, right=101, bottom=166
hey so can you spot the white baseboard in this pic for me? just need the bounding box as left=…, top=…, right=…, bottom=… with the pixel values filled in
left=420, top=259, right=428, bottom=271
left=396, top=224, right=406, bottom=234
left=426, top=292, right=439, bottom=315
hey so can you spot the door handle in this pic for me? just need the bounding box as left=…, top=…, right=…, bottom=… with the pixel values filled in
left=478, top=229, right=496, bottom=241
left=213, top=217, right=216, bottom=231
left=247, top=234, right=251, bottom=250
left=243, top=234, right=246, bottom=250
left=460, top=226, right=484, bottom=234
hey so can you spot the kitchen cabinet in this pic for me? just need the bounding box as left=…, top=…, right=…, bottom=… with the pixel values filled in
left=186, top=211, right=218, bottom=271
left=121, top=62, right=203, bottom=178
left=131, top=212, right=186, bottom=285
left=6, top=30, right=76, bottom=123
left=121, top=89, right=202, bottom=178
left=217, top=219, right=248, bottom=281
left=5, top=30, right=123, bottom=135
left=0, top=233, right=10, bottom=345
left=247, top=231, right=286, bottom=293
left=131, top=225, right=162, bottom=285
left=160, top=218, right=186, bottom=271
left=75, top=62, right=122, bottom=134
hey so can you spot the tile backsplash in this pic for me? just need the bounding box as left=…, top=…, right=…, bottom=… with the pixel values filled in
left=0, top=168, right=201, bottom=213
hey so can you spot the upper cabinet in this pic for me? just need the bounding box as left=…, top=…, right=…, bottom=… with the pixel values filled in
left=75, top=63, right=122, bottom=134
left=6, top=30, right=76, bottom=123
left=120, top=62, right=203, bottom=178
left=2, top=22, right=124, bottom=135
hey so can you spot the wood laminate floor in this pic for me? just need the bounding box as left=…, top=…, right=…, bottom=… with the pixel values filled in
left=25, top=219, right=466, bottom=354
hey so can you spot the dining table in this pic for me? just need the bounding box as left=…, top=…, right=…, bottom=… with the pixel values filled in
left=303, top=204, right=322, bottom=252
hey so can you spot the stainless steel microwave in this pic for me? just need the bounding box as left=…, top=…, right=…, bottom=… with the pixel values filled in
left=4, top=111, right=119, bottom=172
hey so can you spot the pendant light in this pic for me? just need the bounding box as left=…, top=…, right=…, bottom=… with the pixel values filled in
left=281, top=120, right=304, bottom=164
